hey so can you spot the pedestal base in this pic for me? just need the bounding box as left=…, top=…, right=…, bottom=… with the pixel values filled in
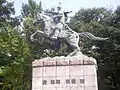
left=32, top=55, right=98, bottom=90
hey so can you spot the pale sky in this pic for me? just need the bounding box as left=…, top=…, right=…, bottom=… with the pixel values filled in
left=10, top=0, right=120, bottom=16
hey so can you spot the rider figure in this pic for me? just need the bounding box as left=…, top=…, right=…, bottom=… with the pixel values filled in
left=46, top=6, right=65, bottom=39
left=52, top=6, right=65, bottom=39
left=45, top=5, right=72, bottom=39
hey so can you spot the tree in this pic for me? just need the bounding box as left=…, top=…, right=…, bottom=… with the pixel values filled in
left=70, top=7, right=120, bottom=90
left=0, top=25, right=31, bottom=90
left=21, top=0, right=42, bottom=18
left=0, top=0, right=21, bottom=27
left=0, top=0, right=31, bottom=89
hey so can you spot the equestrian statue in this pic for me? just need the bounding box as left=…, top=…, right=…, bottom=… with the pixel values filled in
left=30, top=6, right=108, bottom=56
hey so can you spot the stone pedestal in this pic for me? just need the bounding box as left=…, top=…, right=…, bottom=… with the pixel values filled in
left=32, top=55, right=98, bottom=90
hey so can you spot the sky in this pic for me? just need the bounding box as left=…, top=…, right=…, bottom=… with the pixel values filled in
left=10, top=0, right=120, bottom=16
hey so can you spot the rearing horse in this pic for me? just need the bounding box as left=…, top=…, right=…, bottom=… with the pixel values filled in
left=30, top=12, right=108, bottom=56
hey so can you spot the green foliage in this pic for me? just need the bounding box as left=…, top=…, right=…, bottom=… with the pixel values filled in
left=0, top=64, right=24, bottom=90
left=70, top=7, right=120, bottom=90
left=0, top=25, right=29, bottom=66
left=0, top=1, right=31, bottom=89
left=0, top=25, right=31, bottom=90
left=0, top=0, right=15, bottom=20
left=21, top=0, right=42, bottom=18
left=0, top=0, right=21, bottom=27
left=0, top=0, right=21, bottom=28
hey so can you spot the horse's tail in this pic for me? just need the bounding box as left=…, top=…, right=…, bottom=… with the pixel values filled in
left=79, top=32, right=108, bottom=40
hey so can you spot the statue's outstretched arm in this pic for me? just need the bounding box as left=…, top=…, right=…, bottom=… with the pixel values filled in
left=45, top=11, right=58, bottom=15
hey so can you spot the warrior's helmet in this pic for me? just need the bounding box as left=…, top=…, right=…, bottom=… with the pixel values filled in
left=57, top=6, right=61, bottom=11
left=57, top=2, right=62, bottom=11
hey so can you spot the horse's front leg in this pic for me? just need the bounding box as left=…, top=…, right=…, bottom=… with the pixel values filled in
left=30, top=30, right=44, bottom=41
left=30, top=33, right=36, bottom=41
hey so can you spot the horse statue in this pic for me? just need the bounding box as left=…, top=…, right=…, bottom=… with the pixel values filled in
left=30, top=12, right=108, bottom=56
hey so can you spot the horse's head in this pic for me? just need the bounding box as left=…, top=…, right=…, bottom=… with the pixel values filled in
left=33, top=12, right=52, bottom=26
left=33, top=12, right=54, bottom=37
left=33, top=13, right=44, bottom=26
